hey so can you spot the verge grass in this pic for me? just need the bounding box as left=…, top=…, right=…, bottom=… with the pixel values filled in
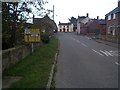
left=3, top=37, right=58, bottom=88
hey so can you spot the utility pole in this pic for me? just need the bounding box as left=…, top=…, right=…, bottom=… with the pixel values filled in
left=53, top=5, right=54, bottom=20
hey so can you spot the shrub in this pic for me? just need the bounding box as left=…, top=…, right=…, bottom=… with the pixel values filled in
left=41, top=33, right=50, bottom=43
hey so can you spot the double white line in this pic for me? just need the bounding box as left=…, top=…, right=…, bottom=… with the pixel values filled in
left=81, top=43, right=88, bottom=47
left=92, top=49, right=116, bottom=56
left=100, top=50, right=113, bottom=56
left=92, top=49, right=104, bottom=56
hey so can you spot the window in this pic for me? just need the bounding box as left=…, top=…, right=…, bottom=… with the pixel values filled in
left=113, top=14, right=116, bottom=19
left=60, top=29, right=62, bottom=32
left=108, top=15, right=111, bottom=20
left=107, top=27, right=111, bottom=34
left=67, top=29, right=69, bottom=32
left=67, top=25, right=69, bottom=28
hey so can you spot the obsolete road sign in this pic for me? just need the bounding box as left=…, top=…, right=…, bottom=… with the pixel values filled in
left=24, top=28, right=40, bottom=42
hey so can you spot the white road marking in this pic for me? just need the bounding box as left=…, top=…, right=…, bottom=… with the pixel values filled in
left=85, top=36, right=91, bottom=40
left=100, top=50, right=109, bottom=56
left=73, top=38, right=76, bottom=41
left=104, top=50, right=113, bottom=56
left=92, top=49, right=104, bottom=56
left=115, top=62, right=120, bottom=65
left=76, top=40, right=80, bottom=43
left=81, top=43, right=88, bottom=47
left=110, top=51, right=119, bottom=56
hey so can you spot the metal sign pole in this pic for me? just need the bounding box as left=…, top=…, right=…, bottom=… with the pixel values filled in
left=31, top=43, right=34, bottom=53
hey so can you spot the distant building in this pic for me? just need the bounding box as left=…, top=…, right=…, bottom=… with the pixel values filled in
left=105, top=0, right=120, bottom=36
left=81, top=17, right=106, bottom=35
left=58, top=22, right=73, bottom=32
left=33, top=15, right=58, bottom=35
left=68, top=17, right=77, bottom=32
left=77, top=13, right=90, bottom=34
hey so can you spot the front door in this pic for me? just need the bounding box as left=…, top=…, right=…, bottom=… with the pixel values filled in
left=63, top=28, right=65, bottom=32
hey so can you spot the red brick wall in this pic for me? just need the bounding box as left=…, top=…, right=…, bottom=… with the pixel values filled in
left=81, top=21, right=106, bottom=35
left=89, top=22, right=100, bottom=31
left=88, top=21, right=104, bottom=35
left=81, top=27, right=88, bottom=34
left=100, top=24, right=106, bottom=35
left=117, top=12, right=120, bottom=25
left=106, top=13, right=119, bottom=35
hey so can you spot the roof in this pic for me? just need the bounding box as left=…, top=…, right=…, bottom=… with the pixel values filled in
left=98, top=19, right=106, bottom=25
left=105, top=7, right=120, bottom=16
left=84, top=19, right=106, bottom=27
left=78, top=16, right=86, bottom=19
left=33, top=15, right=57, bottom=29
left=58, top=22, right=71, bottom=25
left=77, top=16, right=87, bottom=21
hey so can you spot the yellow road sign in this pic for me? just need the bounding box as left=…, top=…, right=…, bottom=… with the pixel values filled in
left=24, top=28, right=40, bottom=42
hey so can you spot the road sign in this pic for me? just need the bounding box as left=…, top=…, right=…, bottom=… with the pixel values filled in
left=24, top=28, right=40, bottom=42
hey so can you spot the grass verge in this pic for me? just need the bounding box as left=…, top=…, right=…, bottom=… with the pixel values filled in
left=3, top=36, right=58, bottom=88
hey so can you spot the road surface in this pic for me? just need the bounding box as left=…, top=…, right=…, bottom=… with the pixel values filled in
left=55, top=32, right=118, bottom=88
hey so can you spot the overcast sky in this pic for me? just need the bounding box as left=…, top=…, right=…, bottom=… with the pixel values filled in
left=45, top=0, right=118, bottom=24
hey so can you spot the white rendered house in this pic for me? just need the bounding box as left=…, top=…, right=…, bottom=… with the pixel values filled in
left=58, top=22, right=73, bottom=32
left=77, top=13, right=90, bottom=34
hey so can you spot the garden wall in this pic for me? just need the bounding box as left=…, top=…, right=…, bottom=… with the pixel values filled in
left=2, top=45, right=31, bottom=71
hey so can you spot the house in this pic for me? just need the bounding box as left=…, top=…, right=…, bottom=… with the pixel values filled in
left=69, top=17, right=77, bottom=32
left=58, top=22, right=73, bottom=32
left=33, top=15, right=58, bottom=35
left=105, top=0, right=120, bottom=36
left=81, top=17, right=106, bottom=35
left=77, top=13, right=90, bottom=34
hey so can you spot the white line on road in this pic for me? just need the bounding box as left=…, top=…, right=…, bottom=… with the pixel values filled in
left=100, top=50, right=109, bottom=56
left=73, top=38, right=76, bottom=41
left=115, top=62, right=120, bottom=65
left=81, top=43, right=88, bottom=47
left=104, top=50, right=113, bottom=56
left=76, top=40, right=80, bottom=43
left=92, top=49, right=104, bottom=56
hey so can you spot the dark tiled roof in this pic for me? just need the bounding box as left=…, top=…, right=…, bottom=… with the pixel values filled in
left=77, top=16, right=87, bottom=21
left=98, top=19, right=106, bottom=25
left=78, top=16, right=86, bottom=19
left=58, top=23, right=71, bottom=25
left=84, top=19, right=106, bottom=27
left=106, top=7, right=120, bottom=16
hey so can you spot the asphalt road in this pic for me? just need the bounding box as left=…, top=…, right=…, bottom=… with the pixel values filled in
left=55, top=32, right=119, bottom=88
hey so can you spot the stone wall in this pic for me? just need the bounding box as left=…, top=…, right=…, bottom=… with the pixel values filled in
left=2, top=45, right=31, bottom=71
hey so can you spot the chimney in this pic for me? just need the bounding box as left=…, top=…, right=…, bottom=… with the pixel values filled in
left=86, top=13, right=89, bottom=17
left=118, top=0, right=120, bottom=7
left=97, top=16, right=99, bottom=20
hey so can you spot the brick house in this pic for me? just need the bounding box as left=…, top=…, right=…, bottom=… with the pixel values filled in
left=105, top=0, right=120, bottom=36
left=81, top=17, right=106, bottom=36
left=58, top=22, right=73, bottom=32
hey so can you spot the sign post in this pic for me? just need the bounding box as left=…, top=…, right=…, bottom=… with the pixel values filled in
left=31, top=43, right=34, bottom=53
left=24, top=28, right=40, bottom=53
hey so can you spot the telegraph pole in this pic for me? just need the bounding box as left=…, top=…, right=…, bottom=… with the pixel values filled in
left=53, top=5, right=54, bottom=20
